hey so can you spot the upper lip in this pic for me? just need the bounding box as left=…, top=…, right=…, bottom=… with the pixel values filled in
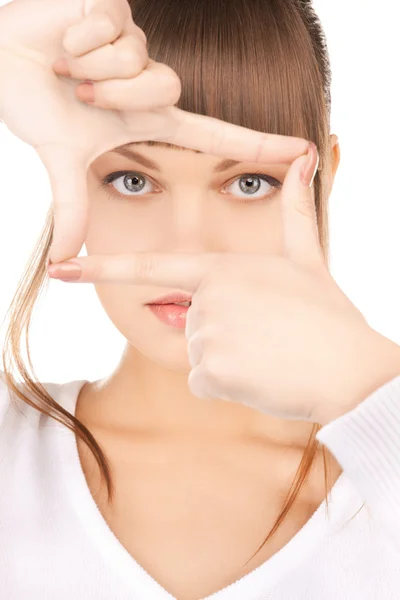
left=147, top=292, right=193, bottom=305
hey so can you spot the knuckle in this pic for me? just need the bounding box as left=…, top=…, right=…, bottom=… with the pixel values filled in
left=297, top=195, right=317, bottom=218
left=138, top=28, right=147, bottom=45
left=117, top=37, right=148, bottom=75
left=209, top=121, right=226, bottom=156
left=63, top=13, right=118, bottom=56
left=68, top=58, right=88, bottom=80
left=133, top=24, right=147, bottom=46
left=202, top=352, right=224, bottom=384
left=95, top=13, right=119, bottom=40
left=126, top=50, right=147, bottom=75
left=135, top=255, right=157, bottom=281
left=93, top=77, right=127, bottom=109
left=119, top=48, right=140, bottom=70
left=195, top=328, right=214, bottom=346
left=89, top=82, right=110, bottom=108
left=187, top=333, right=203, bottom=358
left=63, top=31, right=82, bottom=57
left=159, top=67, right=182, bottom=105
left=88, top=259, right=103, bottom=281
left=253, top=133, right=271, bottom=164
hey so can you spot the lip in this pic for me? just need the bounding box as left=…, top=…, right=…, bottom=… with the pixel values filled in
left=146, top=292, right=193, bottom=305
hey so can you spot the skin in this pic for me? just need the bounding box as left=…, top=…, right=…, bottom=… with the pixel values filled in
left=1, top=2, right=374, bottom=595
left=77, top=134, right=340, bottom=448
left=72, top=137, right=344, bottom=598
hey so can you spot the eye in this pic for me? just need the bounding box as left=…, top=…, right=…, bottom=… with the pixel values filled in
left=100, top=170, right=282, bottom=203
left=100, top=171, right=157, bottom=200
left=222, top=171, right=282, bottom=203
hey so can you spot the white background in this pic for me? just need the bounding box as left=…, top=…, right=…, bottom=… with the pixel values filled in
left=0, top=0, right=399, bottom=384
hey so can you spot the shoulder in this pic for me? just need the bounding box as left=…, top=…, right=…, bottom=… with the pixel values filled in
left=0, top=370, right=71, bottom=432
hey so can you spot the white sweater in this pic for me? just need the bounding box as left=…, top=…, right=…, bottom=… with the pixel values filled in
left=1, top=370, right=400, bottom=599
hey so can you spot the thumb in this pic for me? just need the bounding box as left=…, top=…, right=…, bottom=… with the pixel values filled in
left=35, top=144, right=89, bottom=264
left=280, top=142, right=325, bottom=270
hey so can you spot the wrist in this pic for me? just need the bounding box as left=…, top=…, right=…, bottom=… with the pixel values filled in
left=315, top=328, right=400, bottom=427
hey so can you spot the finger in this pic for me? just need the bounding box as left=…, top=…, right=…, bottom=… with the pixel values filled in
left=185, top=297, right=207, bottom=341
left=62, top=0, right=130, bottom=57
left=35, top=144, right=89, bottom=264
left=187, top=331, right=205, bottom=368
left=75, top=60, right=181, bottom=110
left=48, top=252, right=219, bottom=290
left=52, top=34, right=149, bottom=82
left=280, top=142, right=325, bottom=270
left=161, top=107, right=310, bottom=165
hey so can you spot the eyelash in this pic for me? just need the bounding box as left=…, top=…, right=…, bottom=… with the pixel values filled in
left=100, top=169, right=282, bottom=204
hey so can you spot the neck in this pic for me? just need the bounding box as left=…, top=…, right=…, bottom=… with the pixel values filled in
left=77, top=342, right=314, bottom=447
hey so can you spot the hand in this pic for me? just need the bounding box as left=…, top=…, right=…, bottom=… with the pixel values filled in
left=47, top=142, right=400, bottom=425
left=0, top=0, right=309, bottom=265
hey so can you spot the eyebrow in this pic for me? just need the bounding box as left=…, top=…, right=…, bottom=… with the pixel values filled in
left=111, top=142, right=241, bottom=173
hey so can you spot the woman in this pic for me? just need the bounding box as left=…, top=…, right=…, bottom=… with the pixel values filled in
left=1, top=0, right=400, bottom=599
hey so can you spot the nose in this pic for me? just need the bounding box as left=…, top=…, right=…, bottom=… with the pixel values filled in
left=161, top=188, right=212, bottom=253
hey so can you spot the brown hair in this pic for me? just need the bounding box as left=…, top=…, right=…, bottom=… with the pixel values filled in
left=1, top=0, right=364, bottom=566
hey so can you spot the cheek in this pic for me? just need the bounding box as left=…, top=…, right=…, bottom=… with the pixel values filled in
left=84, top=207, right=160, bottom=255
left=218, top=198, right=283, bottom=254
left=86, top=176, right=165, bottom=253
left=85, top=185, right=285, bottom=255
left=93, top=284, right=191, bottom=369
left=94, top=284, right=143, bottom=340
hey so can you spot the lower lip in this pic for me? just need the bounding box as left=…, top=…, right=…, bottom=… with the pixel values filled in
left=147, top=304, right=190, bottom=328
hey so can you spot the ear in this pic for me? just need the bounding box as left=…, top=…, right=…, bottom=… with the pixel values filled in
left=324, top=134, right=341, bottom=196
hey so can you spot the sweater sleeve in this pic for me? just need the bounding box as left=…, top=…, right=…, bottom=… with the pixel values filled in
left=0, top=370, right=10, bottom=430
left=316, top=373, right=400, bottom=554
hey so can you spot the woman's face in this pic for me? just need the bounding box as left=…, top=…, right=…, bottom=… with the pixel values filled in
left=85, top=141, right=321, bottom=372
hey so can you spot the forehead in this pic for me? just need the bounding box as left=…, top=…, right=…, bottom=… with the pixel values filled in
left=112, top=141, right=242, bottom=174
left=131, top=141, right=203, bottom=153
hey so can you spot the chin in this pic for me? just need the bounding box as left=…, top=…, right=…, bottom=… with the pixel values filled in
left=126, top=329, right=193, bottom=374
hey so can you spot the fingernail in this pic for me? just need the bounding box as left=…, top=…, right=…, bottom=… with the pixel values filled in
left=52, top=57, right=71, bottom=77
left=300, top=142, right=320, bottom=188
left=76, top=82, right=95, bottom=103
left=48, top=261, right=82, bottom=281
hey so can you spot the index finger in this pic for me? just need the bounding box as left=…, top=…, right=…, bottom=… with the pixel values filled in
left=63, top=0, right=132, bottom=57
left=49, top=252, right=220, bottom=291
left=161, top=107, right=310, bottom=164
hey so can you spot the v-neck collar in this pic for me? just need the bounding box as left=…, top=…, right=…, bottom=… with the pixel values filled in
left=51, top=378, right=356, bottom=600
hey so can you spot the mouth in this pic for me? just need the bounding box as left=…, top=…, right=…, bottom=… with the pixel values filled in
left=171, top=301, right=191, bottom=307
left=147, top=293, right=193, bottom=306
left=146, top=299, right=192, bottom=329
left=151, top=301, right=192, bottom=307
